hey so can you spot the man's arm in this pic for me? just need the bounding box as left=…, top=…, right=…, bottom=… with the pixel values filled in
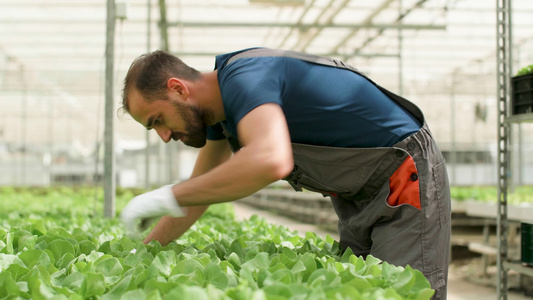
left=123, top=103, right=293, bottom=244
left=172, top=103, right=294, bottom=206
left=143, top=138, right=233, bottom=245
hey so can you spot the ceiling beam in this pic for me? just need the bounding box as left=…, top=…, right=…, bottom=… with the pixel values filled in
left=277, top=0, right=317, bottom=49
left=331, top=0, right=395, bottom=53
left=294, top=0, right=351, bottom=52
left=164, top=21, right=445, bottom=30
left=343, top=0, right=430, bottom=60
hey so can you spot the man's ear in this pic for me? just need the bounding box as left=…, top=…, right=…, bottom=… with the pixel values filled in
left=167, top=77, right=189, bottom=99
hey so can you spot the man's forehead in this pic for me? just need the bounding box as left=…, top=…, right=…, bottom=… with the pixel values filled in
left=127, top=89, right=148, bottom=124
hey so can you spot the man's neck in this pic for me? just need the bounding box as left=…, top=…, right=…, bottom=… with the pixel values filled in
left=193, top=70, right=225, bottom=125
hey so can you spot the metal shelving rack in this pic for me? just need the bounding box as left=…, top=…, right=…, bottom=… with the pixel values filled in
left=497, top=0, right=533, bottom=299
left=496, top=0, right=511, bottom=298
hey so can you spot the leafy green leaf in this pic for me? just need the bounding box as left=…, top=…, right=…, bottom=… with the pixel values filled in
left=391, top=266, right=415, bottom=296
left=365, top=255, right=382, bottom=267
left=307, top=269, right=340, bottom=287
left=0, top=271, right=29, bottom=298
left=120, top=288, right=146, bottom=299
left=28, top=276, right=56, bottom=300
left=291, top=260, right=306, bottom=275
left=340, top=247, right=354, bottom=263
left=164, top=285, right=209, bottom=300
left=123, top=252, right=143, bottom=268
left=264, top=268, right=294, bottom=285
left=0, top=253, right=26, bottom=271
left=56, top=253, right=76, bottom=270
left=204, top=262, right=229, bottom=289
left=46, top=240, right=75, bottom=261
left=95, top=256, right=124, bottom=277
left=171, top=258, right=204, bottom=276
left=98, top=241, right=111, bottom=253
left=3, top=232, right=14, bottom=254
left=298, top=253, right=317, bottom=282
left=146, top=289, right=163, bottom=300
left=227, top=252, right=242, bottom=270
left=241, top=252, right=270, bottom=272
left=144, top=278, right=179, bottom=295
left=59, top=271, right=85, bottom=292
left=79, top=240, right=97, bottom=255
left=262, top=282, right=292, bottom=299
left=14, top=229, right=37, bottom=251
left=408, top=266, right=435, bottom=297
left=325, top=285, right=362, bottom=300
left=101, top=275, right=134, bottom=300
left=29, top=219, right=47, bottom=235
left=148, top=250, right=177, bottom=278
left=282, top=246, right=297, bottom=261
left=6, top=263, right=30, bottom=281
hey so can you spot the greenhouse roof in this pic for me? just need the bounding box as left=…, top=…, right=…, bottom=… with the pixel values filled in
left=1, top=0, right=532, bottom=150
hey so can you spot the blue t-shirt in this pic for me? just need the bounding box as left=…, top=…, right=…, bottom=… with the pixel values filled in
left=208, top=49, right=422, bottom=148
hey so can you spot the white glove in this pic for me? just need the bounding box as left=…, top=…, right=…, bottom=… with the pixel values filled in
left=120, top=185, right=185, bottom=236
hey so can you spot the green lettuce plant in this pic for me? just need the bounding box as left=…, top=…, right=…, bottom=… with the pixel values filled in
left=516, top=64, right=533, bottom=76
left=0, top=187, right=434, bottom=299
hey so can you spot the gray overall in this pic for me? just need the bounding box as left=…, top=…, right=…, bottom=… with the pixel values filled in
left=222, top=49, right=451, bottom=300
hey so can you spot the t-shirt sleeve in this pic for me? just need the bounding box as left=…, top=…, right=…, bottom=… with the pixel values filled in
left=218, top=58, right=283, bottom=127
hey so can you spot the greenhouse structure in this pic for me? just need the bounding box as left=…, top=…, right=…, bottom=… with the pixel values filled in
left=1, top=0, right=533, bottom=299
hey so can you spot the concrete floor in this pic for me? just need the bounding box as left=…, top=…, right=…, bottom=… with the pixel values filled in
left=232, top=201, right=533, bottom=300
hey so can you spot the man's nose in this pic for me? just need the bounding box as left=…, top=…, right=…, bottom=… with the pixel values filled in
left=155, top=127, right=171, bottom=143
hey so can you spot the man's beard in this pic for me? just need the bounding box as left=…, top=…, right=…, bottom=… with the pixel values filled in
left=171, top=101, right=208, bottom=148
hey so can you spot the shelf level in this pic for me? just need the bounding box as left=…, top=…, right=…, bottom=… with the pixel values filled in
left=503, top=261, right=533, bottom=277
left=505, top=113, right=533, bottom=123
left=465, top=201, right=533, bottom=224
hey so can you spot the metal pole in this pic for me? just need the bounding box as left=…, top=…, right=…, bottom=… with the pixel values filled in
left=508, top=1, right=518, bottom=188
left=104, top=0, right=116, bottom=218
left=518, top=124, right=523, bottom=185
left=398, top=0, right=403, bottom=95
left=472, top=115, right=477, bottom=185
left=167, top=143, right=173, bottom=183
left=20, top=65, right=26, bottom=186
left=158, top=143, right=163, bottom=185
left=158, top=0, right=173, bottom=184
left=145, top=0, right=151, bottom=190
left=450, top=73, right=457, bottom=186
left=158, top=0, right=169, bottom=52
left=496, top=0, right=511, bottom=298
left=48, top=92, right=54, bottom=186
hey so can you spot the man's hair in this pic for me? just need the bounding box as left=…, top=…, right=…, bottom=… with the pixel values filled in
left=120, top=50, right=201, bottom=114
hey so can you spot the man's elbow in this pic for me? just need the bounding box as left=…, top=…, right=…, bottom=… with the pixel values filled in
left=266, top=154, right=294, bottom=181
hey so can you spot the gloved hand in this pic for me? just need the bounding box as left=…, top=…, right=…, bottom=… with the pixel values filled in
left=120, top=185, right=185, bottom=236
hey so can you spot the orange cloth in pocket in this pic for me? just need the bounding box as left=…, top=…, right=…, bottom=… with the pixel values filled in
left=388, top=156, right=421, bottom=210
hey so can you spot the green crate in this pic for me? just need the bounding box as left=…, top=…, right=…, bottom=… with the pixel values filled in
left=522, top=223, right=533, bottom=265
left=512, top=74, right=533, bottom=115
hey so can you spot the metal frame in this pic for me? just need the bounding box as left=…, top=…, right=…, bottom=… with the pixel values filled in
left=496, top=0, right=511, bottom=298
left=497, top=1, right=533, bottom=297
left=164, top=21, right=445, bottom=30
left=104, top=0, right=116, bottom=218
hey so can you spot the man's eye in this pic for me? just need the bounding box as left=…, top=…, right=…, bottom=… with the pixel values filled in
left=155, top=117, right=161, bottom=125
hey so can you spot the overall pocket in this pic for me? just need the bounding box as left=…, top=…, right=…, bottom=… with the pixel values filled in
left=387, top=156, right=421, bottom=210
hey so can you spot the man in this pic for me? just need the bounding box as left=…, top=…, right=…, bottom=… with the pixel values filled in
left=120, top=48, right=451, bottom=299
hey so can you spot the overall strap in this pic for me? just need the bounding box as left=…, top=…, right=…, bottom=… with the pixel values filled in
left=220, top=121, right=242, bottom=152
left=226, top=48, right=424, bottom=123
